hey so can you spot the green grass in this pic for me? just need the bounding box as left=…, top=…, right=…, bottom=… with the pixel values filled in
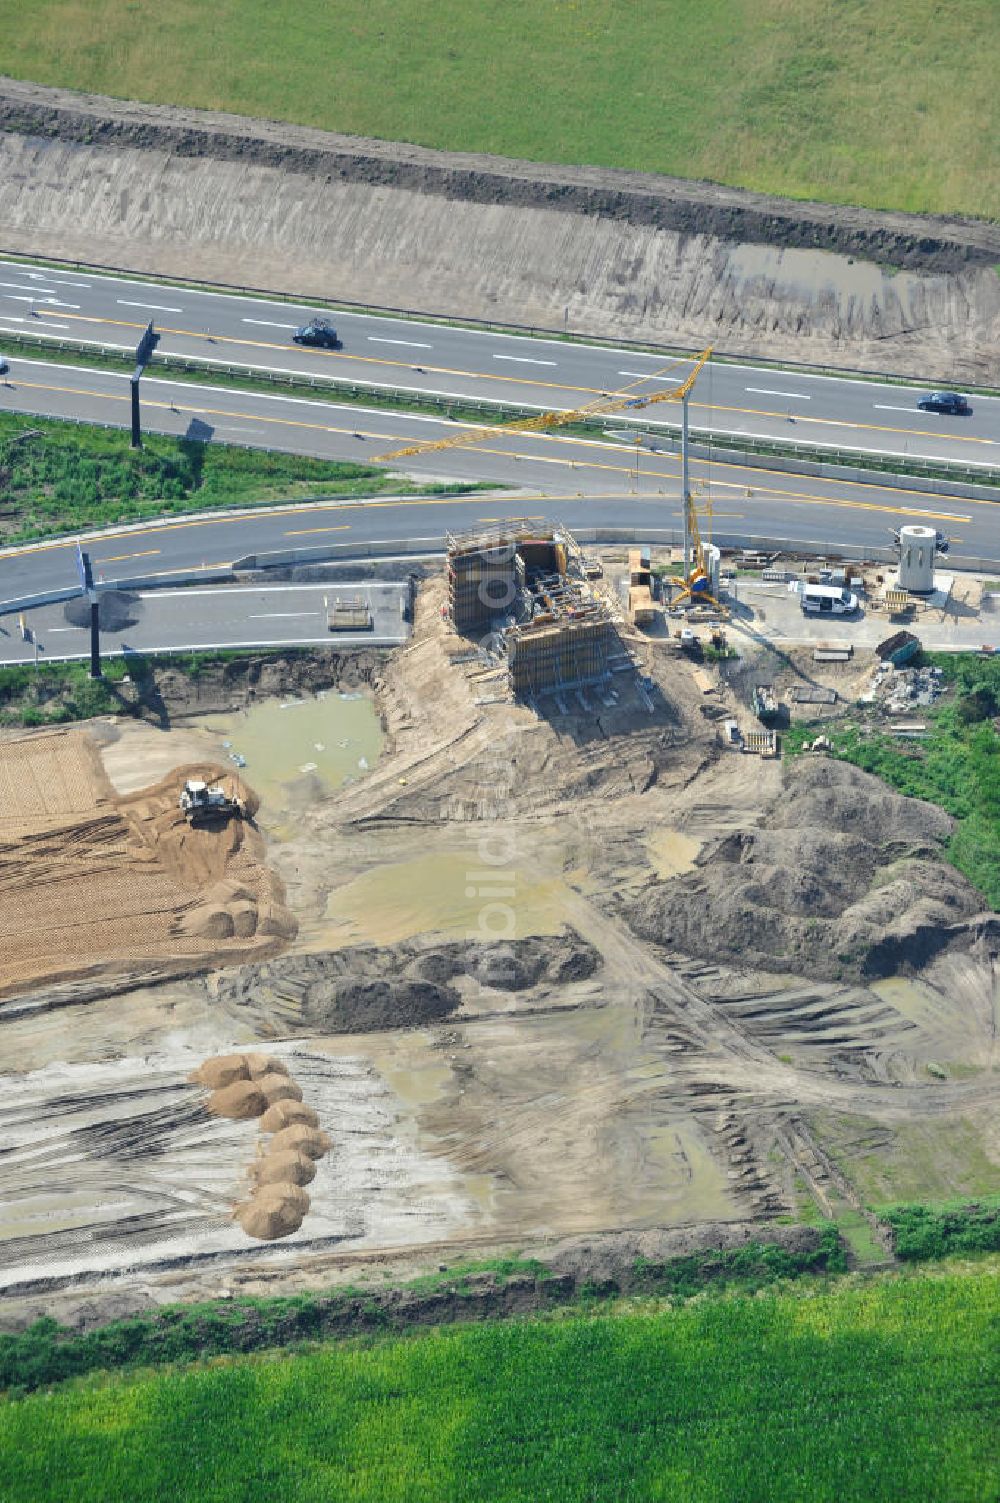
left=0, top=1267, right=996, bottom=1502
left=0, top=649, right=321, bottom=727
left=882, top=1197, right=1000, bottom=1262
left=787, top=653, right=1000, bottom=908
left=0, top=1233, right=844, bottom=1396
left=0, top=410, right=473, bottom=544
left=0, top=1, right=997, bottom=216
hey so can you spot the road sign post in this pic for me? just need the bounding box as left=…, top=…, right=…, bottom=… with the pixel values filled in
left=130, top=372, right=141, bottom=449
left=78, top=549, right=102, bottom=679
left=130, top=321, right=158, bottom=450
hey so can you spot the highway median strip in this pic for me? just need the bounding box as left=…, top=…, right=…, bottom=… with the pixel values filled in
left=3, top=327, right=999, bottom=497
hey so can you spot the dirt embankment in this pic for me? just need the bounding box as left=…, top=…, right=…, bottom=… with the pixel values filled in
left=1, top=77, right=997, bottom=380
left=625, top=757, right=990, bottom=982
left=215, top=932, right=602, bottom=1034
left=1, top=75, right=996, bottom=272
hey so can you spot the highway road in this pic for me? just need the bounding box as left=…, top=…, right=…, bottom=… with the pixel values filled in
left=1, top=257, right=999, bottom=470
left=1, top=355, right=998, bottom=618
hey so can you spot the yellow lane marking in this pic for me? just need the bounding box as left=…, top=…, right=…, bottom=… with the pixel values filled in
left=93, top=548, right=160, bottom=563
left=51, top=310, right=1000, bottom=452
left=0, top=377, right=980, bottom=560
left=284, top=525, right=352, bottom=536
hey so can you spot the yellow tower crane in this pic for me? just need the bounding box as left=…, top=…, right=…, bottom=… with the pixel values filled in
left=375, top=347, right=712, bottom=461
left=375, top=345, right=721, bottom=610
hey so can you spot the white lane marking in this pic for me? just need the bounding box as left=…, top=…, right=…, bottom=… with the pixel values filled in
left=117, top=299, right=182, bottom=313
left=0, top=281, right=59, bottom=295
left=367, top=337, right=433, bottom=349
left=873, top=403, right=927, bottom=414
left=3, top=293, right=81, bottom=309
left=745, top=387, right=812, bottom=400
left=494, top=354, right=557, bottom=366
left=242, top=318, right=299, bottom=329
left=47, top=626, right=85, bottom=633
left=0, top=319, right=70, bottom=331
left=246, top=611, right=321, bottom=619
left=0, top=266, right=90, bottom=286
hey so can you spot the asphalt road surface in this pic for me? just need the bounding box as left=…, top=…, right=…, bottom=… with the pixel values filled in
left=1, top=258, right=998, bottom=469
left=0, top=582, right=410, bottom=665
left=1, top=355, right=997, bottom=615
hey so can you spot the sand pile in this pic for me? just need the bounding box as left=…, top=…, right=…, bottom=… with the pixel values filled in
left=195, top=1051, right=332, bottom=1241
left=236, top=1185, right=310, bottom=1241
left=0, top=732, right=295, bottom=1000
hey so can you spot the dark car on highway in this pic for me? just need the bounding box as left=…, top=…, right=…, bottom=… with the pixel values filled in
left=292, top=318, right=340, bottom=350
left=917, top=390, right=970, bottom=415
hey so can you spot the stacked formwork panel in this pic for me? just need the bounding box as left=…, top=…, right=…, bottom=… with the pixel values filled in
left=448, top=540, right=521, bottom=633
left=507, top=613, right=616, bottom=698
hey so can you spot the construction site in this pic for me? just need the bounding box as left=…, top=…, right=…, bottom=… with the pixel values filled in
left=0, top=514, right=998, bottom=1330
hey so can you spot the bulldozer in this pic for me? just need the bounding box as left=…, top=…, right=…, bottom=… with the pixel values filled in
left=179, top=778, right=246, bottom=826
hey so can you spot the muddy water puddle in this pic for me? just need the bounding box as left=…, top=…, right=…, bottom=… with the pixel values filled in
left=726, top=243, right=927, bottom=302
left=204, top=692, right=382, bottom=825
left=316, top=849, right=577, bottom=948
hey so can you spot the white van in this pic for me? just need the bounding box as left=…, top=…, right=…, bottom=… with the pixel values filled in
left=800, top=583, right=859, bottom=616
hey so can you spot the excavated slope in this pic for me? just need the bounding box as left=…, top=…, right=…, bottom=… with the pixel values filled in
left=0, top=77, right=997, bottom=381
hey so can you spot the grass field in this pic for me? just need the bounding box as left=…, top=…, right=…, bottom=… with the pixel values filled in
left=1, top=1267, right=996, bottom=1502
left=0, top=1, right=996, bottom=217
left=0, top=411, right=462, bottom=543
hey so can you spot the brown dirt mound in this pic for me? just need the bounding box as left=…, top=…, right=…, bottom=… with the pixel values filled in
left=253, top=1150, right=317, bottom=1187
left=269, top=1125, right=332, bottom=1160
left=207, top=1080, right=268, bottom=1120
left=0, top=731, right=295, bottom=1001
left=192, top=1054, right=250, bottom=1089
left=244, top=1054, right=288, bottom=1079
left=625, top=758, right=986, bottom=981
left=259, top=1100, right=320, bottom=1132
left=256, top=1073, right=303, bottom=1106
left=235, top=1183, right=309, bottom=1240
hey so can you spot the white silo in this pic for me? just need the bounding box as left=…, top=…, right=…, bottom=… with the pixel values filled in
left=898, top=525, right=936, bottom=592
left=705, top=544, right=721, bottom=598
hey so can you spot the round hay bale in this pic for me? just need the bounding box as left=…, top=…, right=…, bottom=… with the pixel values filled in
left=207, top=1079, right=268, bottom=1120
left=236, top=1187, right=306, bottom=1241
left=254, top=1150, right=316, bottom=1187
left=269, top=1124, right=332, bottom=1160
left=192, top=1053, right=250, bottom=1089
left=244, top=1054, right=289, bottom=1080
left=259, top=1100, right=319, bottom=1133
left=256, top=1073, right=303, bottom=1106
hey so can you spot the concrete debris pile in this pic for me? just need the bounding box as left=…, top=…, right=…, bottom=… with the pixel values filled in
left=862, top=663, right=945, bottom=714
left=192, top=1052, right=331, bottom=1240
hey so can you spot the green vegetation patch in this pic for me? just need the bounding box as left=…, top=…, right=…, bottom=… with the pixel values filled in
left=0, top=412, right=449, bottom=544
left=0, top=1, right=997, bottom=215
left=787, top=653, right=1000, bottom=908
left=883, top=1197, right=1000, bottom=1262
left=1, top=1269, right=996, bottom=1502
left=0, top=1234, right=843, bottom=1397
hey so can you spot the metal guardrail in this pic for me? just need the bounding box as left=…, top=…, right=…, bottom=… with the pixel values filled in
left=5, top=248, right=1000, bottom=397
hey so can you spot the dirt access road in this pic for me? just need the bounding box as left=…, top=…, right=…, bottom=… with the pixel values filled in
left=1, top=76, right=997, bottom=382
left=0, top=576, right=997, bottom=1326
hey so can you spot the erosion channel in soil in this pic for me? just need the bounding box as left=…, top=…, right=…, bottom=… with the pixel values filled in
left=0, top=578, right=997, bottom=1327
